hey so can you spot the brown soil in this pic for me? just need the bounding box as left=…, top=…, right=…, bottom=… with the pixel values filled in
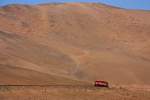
left=0, top=3, right=150, bottom=99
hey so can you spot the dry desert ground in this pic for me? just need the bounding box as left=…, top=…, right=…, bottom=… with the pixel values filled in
left=0, top=3, right=150, bottom=100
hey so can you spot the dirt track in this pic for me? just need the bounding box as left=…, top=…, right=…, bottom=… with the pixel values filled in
left=0, top=85, right=150, bottom=100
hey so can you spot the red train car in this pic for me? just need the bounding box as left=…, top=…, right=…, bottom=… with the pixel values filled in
left=94, top=80, right=109, bottom=88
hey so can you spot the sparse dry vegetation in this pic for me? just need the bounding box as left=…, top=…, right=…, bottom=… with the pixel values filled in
left=0, top=85, right=150, bottom=100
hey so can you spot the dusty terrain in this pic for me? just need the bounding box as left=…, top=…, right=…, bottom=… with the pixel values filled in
left=0, top=3, right=150, bottom=99
left=0, top=85, right=150, bottom=100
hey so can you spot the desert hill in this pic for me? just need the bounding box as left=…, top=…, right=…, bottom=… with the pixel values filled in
left=0, top=3, right=150, bottom=85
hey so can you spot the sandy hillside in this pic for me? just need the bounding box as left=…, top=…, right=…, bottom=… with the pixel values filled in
left=0, top=3, right=150, bottom=86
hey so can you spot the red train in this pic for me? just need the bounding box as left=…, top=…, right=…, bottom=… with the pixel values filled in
left=94, top=80, right=109, bottom=88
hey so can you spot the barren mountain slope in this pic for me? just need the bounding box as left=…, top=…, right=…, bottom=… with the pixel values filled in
left=0, top=3, right=150, bottom=85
